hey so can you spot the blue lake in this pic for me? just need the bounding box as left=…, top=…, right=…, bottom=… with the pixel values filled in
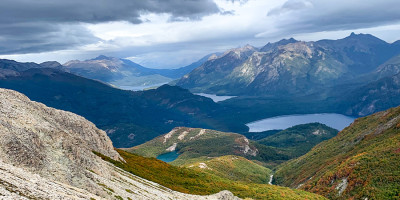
left=195, top=93, right=236, bottom=102
left=246, top=113, right=356, bottom=132
left=156, top=151, right=180, bottom=162
left=118, top=82, right=168, bottom=91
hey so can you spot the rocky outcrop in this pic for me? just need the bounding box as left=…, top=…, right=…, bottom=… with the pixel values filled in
left=0, top=88, right=239, bottom=200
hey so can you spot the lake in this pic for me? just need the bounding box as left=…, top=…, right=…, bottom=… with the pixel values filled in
left=118, top=82, right=168, bottom=91
left=195, top=93, right=236, bottom=102
left=246, top=113, right=356, bottom=132
left=156, top=151, right=180, bottom=162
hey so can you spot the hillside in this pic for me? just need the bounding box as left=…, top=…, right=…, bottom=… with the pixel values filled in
left=63, top=54, right=212, bottom=88
left=64, top=55, right=173, bottom=87
left=0, top=60, right=248, bottom=147
left=182, top=155, right=272, bottom=184
left=174, top=45, right=257, bottom=94
left=176, top=33, right=400, bottom=96
left=97, top=149, right=326, bottom=200
left=258, top=123, right=338, bottom=158
left=126, top=127, right=289, bottom=166
left=0, top=88, right=245, bottom=200
left=341, top=73, right=400, bottom=116
left=274, top=106, right=400, bottom=199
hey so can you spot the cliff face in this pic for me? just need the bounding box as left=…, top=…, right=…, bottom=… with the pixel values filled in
left=0, top=88, right=121, bottom=186
left=0, top=88, right=238, bottom=200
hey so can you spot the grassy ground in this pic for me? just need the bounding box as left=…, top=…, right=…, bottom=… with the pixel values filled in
left=274, top=106, right=400, bottom=199
left=94, top=149, right=327, bottom=200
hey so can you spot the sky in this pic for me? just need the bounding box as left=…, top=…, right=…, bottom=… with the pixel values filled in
left=1, top=0, right=400, bottom=69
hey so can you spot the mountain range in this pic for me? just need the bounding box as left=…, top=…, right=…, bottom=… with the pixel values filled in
left=0, top=60, right=248, bottom=147
left=2, top=33, right=400, bottom=148
left=0, top=32, right=400, bottom=200
left=63, top=54, right=215, bottom=89
left=175, top=33, right=400, bottom=97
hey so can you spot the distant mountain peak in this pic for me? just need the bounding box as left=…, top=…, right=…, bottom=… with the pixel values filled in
left=207, top=54, right=219, bottom=60
left=260, top=38, right=299, bottom=52
left=91, top=55, right=115, bottom=61
left=219, top=44, right=257, bottom=59
left=280, top=37, right=298, bottom=43
left=235, top=44, right=257, bottom=52
left=392, top=40, right=400, bottom=46
left=343, top=32, right=386, bottom=44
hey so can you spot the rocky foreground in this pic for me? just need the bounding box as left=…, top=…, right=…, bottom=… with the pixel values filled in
left=0, top=88, right=239, bottom=200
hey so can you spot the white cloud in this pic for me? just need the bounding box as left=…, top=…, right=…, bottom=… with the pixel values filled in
left=1, top=0, right=400, bottom=68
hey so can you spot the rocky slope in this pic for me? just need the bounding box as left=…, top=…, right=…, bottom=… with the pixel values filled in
left=174, top=45, right=257, bottom=93
left=0, top=88, right=239, bottom=200
left=175, top=33, right=400, bottom=96
left=274, top=105, right=400, bottom=199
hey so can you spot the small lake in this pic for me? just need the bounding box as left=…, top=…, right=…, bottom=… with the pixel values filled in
left=195, top=93, right=236, bottom=102
left=118, top=82, right=168, bottom=91
left=156, top=151, right=180, bottom=163
left=246, top=113, right=356, bottom=132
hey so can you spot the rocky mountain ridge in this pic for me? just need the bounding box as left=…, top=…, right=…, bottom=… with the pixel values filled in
left=175, top=33, right=400, bottom=96
left=0, top=88, right=239, bottom=200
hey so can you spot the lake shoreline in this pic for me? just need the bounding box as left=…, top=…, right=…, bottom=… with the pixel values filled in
left=246, top=113, right=356, bottom=132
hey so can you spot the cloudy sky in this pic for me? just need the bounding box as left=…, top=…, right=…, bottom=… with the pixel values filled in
left=1, top=0, right=400, bottom=69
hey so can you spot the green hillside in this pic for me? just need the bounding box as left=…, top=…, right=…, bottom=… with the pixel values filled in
left=125, top=127, right=290, bottom=166
left=274, top=106, right=400, bottom=199
left=182, top=155, right=272, bottom=184
left=258, top=123, right=338, bottom=158
left=95, top=150, right=327, bottom=200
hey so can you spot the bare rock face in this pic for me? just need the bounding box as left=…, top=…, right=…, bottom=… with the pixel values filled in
left=0, top=88, right=121, bottom=195
left=0, top=88, right=239, bottom=200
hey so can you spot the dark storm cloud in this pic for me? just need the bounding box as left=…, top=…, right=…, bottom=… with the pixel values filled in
left=0, top=0, right=221, bottom=54
left=265, top=0, right=400, bottom=36
left=0, top=23, right=98, bottom=54
left=0, top=0, right=220, bottom=24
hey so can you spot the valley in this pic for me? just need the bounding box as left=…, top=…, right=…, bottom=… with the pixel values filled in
left=1, top=0, right=400, bottom=199
left=0, top=31, right=399, bottom=200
